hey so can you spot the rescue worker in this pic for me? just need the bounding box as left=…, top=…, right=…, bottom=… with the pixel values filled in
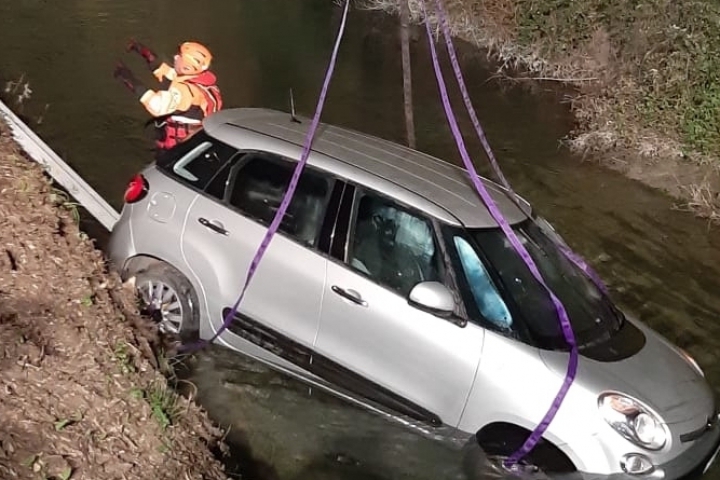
left=113, top=40, right=223, bottom=152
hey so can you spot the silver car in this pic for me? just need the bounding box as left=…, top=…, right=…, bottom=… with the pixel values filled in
left=108, top=107, right=720, bottom=479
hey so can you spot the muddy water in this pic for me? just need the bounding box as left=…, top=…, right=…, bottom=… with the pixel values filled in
left=2, top=0, right=720, bottom=479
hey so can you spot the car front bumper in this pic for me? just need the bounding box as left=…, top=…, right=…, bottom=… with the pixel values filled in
left=576, top=414, right=720, bottom=480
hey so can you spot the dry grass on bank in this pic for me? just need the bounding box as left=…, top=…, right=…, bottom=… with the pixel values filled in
left=677, top=181, right=720, bottom=224
left=360, top=0, right=720, bottom=222
left=363, top=0, right=720, bottom=158
left=0, top=122, right=230, bottom=480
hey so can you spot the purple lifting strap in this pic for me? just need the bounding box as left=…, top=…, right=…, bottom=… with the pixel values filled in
left=419, top=0, right=579, bottom=469
left=184, top=0, right=351, bottom=351
left=430, top=0, right=608, bottom=297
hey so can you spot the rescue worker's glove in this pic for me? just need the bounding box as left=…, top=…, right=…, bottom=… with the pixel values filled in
left=113, top=62, right=147, bottom=99
left=126, top=39, right=161, bottom=70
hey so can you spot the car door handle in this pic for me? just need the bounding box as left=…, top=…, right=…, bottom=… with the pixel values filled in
left=198, top=217, right=229, bottom=236
left=331, top=285, right=368, bottom=307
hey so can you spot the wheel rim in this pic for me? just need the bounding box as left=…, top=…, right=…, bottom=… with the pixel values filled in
left=137, top=278, right=184, bottom=335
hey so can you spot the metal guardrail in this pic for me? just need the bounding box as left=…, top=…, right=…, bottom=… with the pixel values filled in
left=0, top=99, right=120, bottom=232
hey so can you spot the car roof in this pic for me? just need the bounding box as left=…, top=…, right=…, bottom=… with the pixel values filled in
left=204, top=108, right=531, bottom=228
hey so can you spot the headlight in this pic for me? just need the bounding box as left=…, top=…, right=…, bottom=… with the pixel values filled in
left=598, top=393, right=668, bottom=450
left=679, top=348, right=704, bottom=377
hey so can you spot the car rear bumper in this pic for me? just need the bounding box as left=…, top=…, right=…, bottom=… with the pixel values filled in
left=106, top=204, right=135, bottom=274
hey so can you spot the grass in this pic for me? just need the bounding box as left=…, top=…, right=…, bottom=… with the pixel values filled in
left=112, top=339, right=180, bottom=430
left=677, top=181, right=720, bottom=224
left=113, top=341, right=137, bottom=375
left=512, top=0, right=720, bottom=158
left=129, top=382, right=183, bottom=431
left=365, top=0, right=720, bottom=160
left=49, top=188, right=81, bottom=224
left=360, top=0, right=720, bottom=220
left=114, top=339, right=188, bottom=432
left=54, top=411, right=82, bottom=432
left=22, top=454, right=73, bottom=480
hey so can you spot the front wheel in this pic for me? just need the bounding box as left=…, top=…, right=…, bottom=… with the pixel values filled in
left=131, top=262, right=200, bottom=343
left=462, top=431, right=575, bottom=480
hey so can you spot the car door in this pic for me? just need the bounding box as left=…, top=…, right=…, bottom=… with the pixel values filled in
left=313, top=187, right=485, bottom=428
left=181, top=147, right=337, bottom=362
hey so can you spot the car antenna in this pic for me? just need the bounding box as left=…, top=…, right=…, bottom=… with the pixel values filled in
left=289, top=88, right=301, bottom=123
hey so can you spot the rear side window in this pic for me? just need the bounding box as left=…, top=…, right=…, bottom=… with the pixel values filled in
left=156, top=131, right=238, bottom=191
left=227, top=153, right=333, bottom=247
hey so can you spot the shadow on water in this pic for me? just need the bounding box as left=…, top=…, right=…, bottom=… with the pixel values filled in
left=174, top=346, right=593, bottom=480
left=3, top=0, right=720, bottom=479
left=172, top=346, right=470, bottom=480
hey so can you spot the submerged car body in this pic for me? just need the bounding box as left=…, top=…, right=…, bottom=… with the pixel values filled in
left=108, top=107, right=720, bottom=479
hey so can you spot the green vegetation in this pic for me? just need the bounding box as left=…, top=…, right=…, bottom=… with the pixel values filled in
left=130, top=382, right=183, bottom=431
left=512, top=0, right=720, bottom=157
left=114, top=340, right=183, bottom=431
left=49, top=188, right=81, bottom=224
left=367, top=0, right=720, bottom=160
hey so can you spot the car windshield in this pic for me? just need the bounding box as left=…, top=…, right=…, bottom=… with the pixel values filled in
left=446, top=220, right=623, bottom=350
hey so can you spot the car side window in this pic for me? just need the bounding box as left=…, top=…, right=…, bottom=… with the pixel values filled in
left=453, top=236, right=513, bottom=330
left=203, top=152, right=248, bottom=200
left=228, top=153, right=332, bottom=247
left=349, top=192, right=441, bottom=297
left=156, top=131, right=238, bottom=191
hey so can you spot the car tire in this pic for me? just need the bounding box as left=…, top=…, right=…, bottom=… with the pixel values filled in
left=462, top=430, right=575, bottom=480
left=131, top=262, right=200, bottom=343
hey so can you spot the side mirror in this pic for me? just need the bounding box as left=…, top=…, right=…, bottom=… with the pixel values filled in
left=408, top=281, right=455, bottom=317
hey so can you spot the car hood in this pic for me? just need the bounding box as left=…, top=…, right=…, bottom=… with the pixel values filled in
left=539, top=318, right=715, bottom=426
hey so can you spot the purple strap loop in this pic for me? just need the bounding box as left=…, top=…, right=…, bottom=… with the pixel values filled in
left=182, top=0, right=351, bottom=352
left=419, top=0, right=579, bottom=468
left=429, top=0, right=608, bottom=297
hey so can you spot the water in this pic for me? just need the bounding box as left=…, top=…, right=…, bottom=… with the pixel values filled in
left=2, top=0, right=720, bottom=479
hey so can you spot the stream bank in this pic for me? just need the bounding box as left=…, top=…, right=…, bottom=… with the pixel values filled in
left=360, top=0, right=720, bottom=223
left=0, top=121, right=232, bottom=480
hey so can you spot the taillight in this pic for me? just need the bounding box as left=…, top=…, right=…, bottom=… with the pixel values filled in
left=124, top=174, right=148, bottom=204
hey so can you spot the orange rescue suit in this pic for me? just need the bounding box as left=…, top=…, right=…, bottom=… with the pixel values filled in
left=140, top=63, right=223, bottom=150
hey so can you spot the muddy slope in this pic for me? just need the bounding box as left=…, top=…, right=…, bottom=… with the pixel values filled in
left=0, top=122, right=230, bottom=480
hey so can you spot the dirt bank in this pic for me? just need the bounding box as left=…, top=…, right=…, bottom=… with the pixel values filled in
left=360, top=0, right=720, bottom=223
left=0, top=122, right=230, bottom=479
